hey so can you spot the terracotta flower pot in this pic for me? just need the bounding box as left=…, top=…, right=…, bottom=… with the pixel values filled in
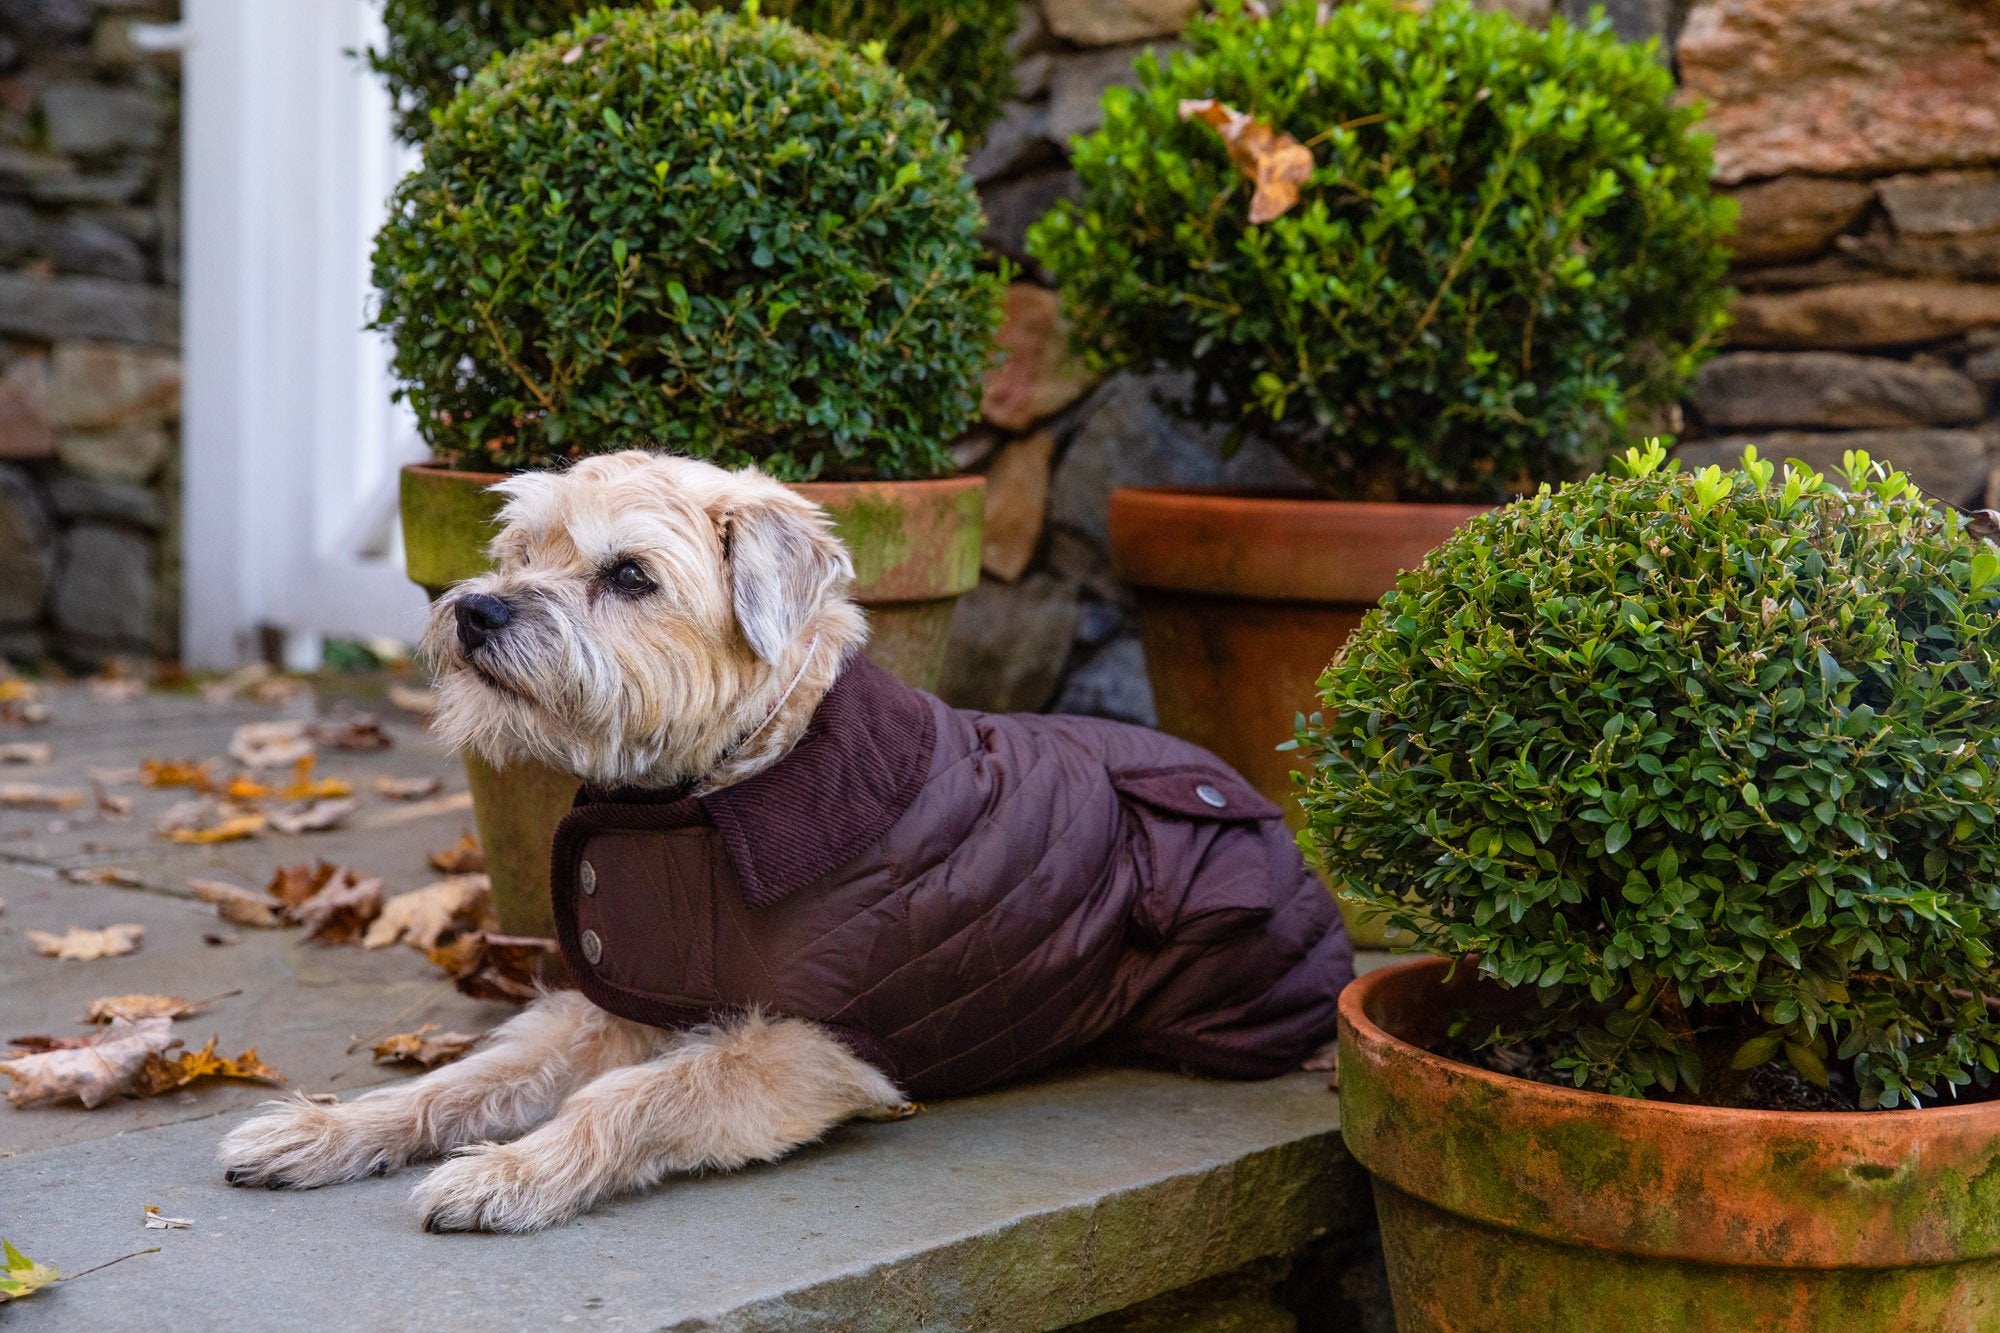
left=1339, top=958, right=2000, bottom=1332
left=399, top=463, right=984, bottom=938
left=1108, top=488, right=1484, bottom=946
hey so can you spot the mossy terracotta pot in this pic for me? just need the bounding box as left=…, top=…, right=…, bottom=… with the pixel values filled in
left=400, top=463, right=983, bottom=939
left=1108, top=488, right=1484, bottom=947
left=1339, top=958, right=2000, bottom=1332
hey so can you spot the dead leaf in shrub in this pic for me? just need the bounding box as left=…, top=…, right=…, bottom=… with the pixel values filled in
left=286, top=866, right=382, bottom=944
left=428, top=932, right=554, bottom=1002
left=0, top=1238, right=60, bottom=1303
left=374, top=774, right=441, bottom=801
left=228, top=721, right=313, bottom=769
left=85, top=990, right=237, bottom=1024
left=387, top=683, right=435, bottom=715
left=371, top=1023, right=479, bottom=1068
left=363, top=875, right=494, bottom=950
left=142, top=1207, right=191, bottom=1231
left=26, top=924, right=144, bottom=960
left=157, top=799, right=264, bottom=844
left=135, top=1036, right=284, bottom=1096
left=62, top=865, right=143, bottom=888
left=268, top=796, right=359, bottom=835
left=140, top=758, right=216, bottom=791
left=311, top=715, right=391, bottom=751
left=0, top=783, right=84, bottom=811
left=0, top=742, right=50, bottom=765
left=1177, top=98, right=1315, bottom=224
left=0, top=1016, right=175, bottom=1107
left=188, top=878, right=283, bottom=928
left=427, top=831, right=485, bottom=874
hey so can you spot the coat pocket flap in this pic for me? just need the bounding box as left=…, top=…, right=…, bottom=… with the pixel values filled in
left=1111, top=766, right=1282, bottom=823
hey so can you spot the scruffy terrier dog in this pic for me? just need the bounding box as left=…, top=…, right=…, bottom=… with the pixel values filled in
left=219, top=451, right=1352, bottom=1232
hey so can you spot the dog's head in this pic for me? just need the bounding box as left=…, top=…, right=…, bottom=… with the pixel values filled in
left=421, top=451, right=860, bottom=787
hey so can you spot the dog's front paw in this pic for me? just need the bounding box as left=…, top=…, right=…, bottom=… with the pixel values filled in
left=412, top=1144, right=584, bottom=1234
left=218, top=1095, right=412, bottom=1189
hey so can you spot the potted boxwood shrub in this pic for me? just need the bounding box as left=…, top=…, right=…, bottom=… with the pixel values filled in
left=1028, top=0, right=1732, bottom=942
left=364, top=0, right=1019, bottom=145
left=372, top=4, right=1004, bottom=936
left=1301, top=440, right=2000, bottom=1330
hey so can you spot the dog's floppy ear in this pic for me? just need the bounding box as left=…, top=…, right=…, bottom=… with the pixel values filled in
left=719, top=490, right=853, bottom=665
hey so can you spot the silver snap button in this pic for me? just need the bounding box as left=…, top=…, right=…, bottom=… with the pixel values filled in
left=579, top=859, right=597, bottom=896
left=1195, top=783, right=1227, bottom=809
left=581, top=929, right=603, bottom=965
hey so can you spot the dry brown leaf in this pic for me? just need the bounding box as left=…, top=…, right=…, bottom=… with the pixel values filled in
left=386, top=683, right=436, bottom=715
left=0, top=782, right=85, bottom=811
left=0, top=678, right=49, bottom=727
left=84, top=990, right=236, bottom=1024
left=427, top=932, right=555, bottom=1002
left=267, top=796, right=359, bottom=835
left=228, top=721, right=314, bottom=769
left=286, top=866, right=383, bottom=944
left=7, top=1034, right=94, bottom=1053
left=188, top=878, right=284, bottom=928
left=427, top=831, right=485, bottom=874
left=311, top=715, right=392, bottom=751
left=221, top=774, right=271, bottom=800
left=371, top=1023, right=480, bottom=1068
left=266, top=861, right=338, bottom=910
left=62, top=866, right=143, bottom=888
left=362, top=875, right=494, bottom=951
left=1178, top=98, right=1315, bottom=224
left=0, top=742, right=50, bottom=765
left=89, top=677, right=145, bottom=703
left=135, top=1036, right=284, bottom=1096
left=157, top=799, right=265, bottom=844
left=140, top=758, right=216, bottom=791
left=202, top=931, right=239, bottom=947
left=0, top=1016, right=176, bottom=1107
left=27, top=924, right=144, bottom=961
left=143, top=1207, right=191, bottom=1230
left=373, top=774, right=442, bottom=801
left=93, top=784, right=132, bottom=819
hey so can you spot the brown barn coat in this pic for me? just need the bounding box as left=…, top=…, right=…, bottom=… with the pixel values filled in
left=550, top=656, right=1352, bottom=1100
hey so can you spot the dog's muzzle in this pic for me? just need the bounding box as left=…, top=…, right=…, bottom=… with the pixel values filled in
left=455, top=593, right=513, bottom=653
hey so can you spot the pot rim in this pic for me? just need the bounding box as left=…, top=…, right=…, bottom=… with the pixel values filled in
left=1111, top=484, right=1492, bottom=518
left=400, top=461, right=982, bottom=493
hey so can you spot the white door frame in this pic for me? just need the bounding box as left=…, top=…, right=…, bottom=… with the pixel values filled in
left=180, top=0, right=428, bottom=669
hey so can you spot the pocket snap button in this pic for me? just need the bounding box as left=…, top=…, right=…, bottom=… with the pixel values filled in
left=579, top=860, right=597, bottom=896
left=581, top=929, right=603, bottom=965
left=1195, top=783, right=1227, bottom=809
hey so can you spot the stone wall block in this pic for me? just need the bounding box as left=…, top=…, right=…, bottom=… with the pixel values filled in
left=937, top=571, right=1082, bottom=714
left=1728, top=281, right=2000, bottom=350
left=43, top=214, right=147, bottom=281
left=48, top=340, right=180, bottom=430
left=51, top=519, right=153, bottom=648
left=1836, top=230, right=2000, bottom=283
left=966, top=102, right=1061, bottom=185
left=45, top=472, right=161, bottom=529
left=1690, top=351, right=1984, bottom=430
left=981, top=428, right=1058, bottom=582
left=1047, top=43, right=1163, bottom=143
left=40, top=81, right=166, bottom=157
left=57, top=420, right=167, bottom=483
left=0, top=349, right=52, bottom=459
left=983, top=282, right=1100, bottom=432
left=980, top=167, right=1082, bottom=265
left=0, top=272, right=178, bottom=346
left=0, top=461, right=52, bottom=623
left=1875, top=169, right=2000, bottom=238
left=1725, top=177, right=1874, bottom=266
left=1677, top=429, right=1991, bottom=508
left=1042, top=0, right=1198, bottom=47
left=1053, top=634, right=1156, bottom=726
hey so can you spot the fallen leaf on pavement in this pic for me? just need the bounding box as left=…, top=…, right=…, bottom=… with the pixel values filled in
left=142, top=1207, right=191, bottom=1231
left=62, top=866, right=143, bottom=888
left=428, top=932, right=554, bottom=1002
left=26, top=924, right=144, bottom=961
left=89, top=677, right=145, bottom=703
left=7, top=1034, right=94, bottom=1054
left=374, top=774, right=441, bottom=801
left=228, top=721, right=313, bottom=769
left=0, top=1239, right=59, bottom=1302
left=93, top=784, right=131, bottom=819
left=0, top=742, right=50, bottom=765
left=156, top=799, right=265, bottom=844
left=140, top=758, right=217, bottom=791
left=1178, top=97, right=1315, bottom=224
left=266, top=861, right=338, bottom=910
left=371, top=1023, right=480, bottom=1068
left=387, top=683, right=435, bottom=715
left=286, top=866, right=383, bottom=944
left=135, top=1036, right=284, bottom=1096
left=202, top=931, right=239, bottom=947
left=311, top=715, right=392, bottom=751
left=427, top=831, right=485, bottom=874
left=85, top=991, right=238, bottom=1024
left=363, top=875, right=494, bottom=951
left=188, top=878, right=283, bottom=928
left=0, top=1016, right=176, bottom=1107
left=281, top=756, right=352, bottom=800
left=0, top=783, right=85, bottom=811
left=267, top=796, right=359, bottom=834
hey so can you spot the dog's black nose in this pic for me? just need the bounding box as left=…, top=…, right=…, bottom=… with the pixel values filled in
left=455, top=593, right=512, bottom=651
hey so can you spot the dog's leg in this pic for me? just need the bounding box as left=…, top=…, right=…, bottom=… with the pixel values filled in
left=219, top=991, right=663, bottom=1189
left=412, top=1013, right=910, bottom=1233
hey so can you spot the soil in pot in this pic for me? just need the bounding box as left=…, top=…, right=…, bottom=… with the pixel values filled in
left=1339, top=958, right=2000, bottom=1332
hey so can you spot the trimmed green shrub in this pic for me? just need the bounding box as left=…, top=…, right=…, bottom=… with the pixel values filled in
left=1297, top=441, right=2000, bottom=1108
left=365, top=0, right=1018, bottom=144
left=369, top=4, right=1004, bottom=479
left=1027, top=0, right=1734, bottom=503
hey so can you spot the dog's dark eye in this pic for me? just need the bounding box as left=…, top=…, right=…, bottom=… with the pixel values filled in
left=608, top=561, right=654, bottom=595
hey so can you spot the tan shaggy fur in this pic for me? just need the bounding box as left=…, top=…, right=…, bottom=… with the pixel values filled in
left=218, top=453, right=907, bottom=1233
